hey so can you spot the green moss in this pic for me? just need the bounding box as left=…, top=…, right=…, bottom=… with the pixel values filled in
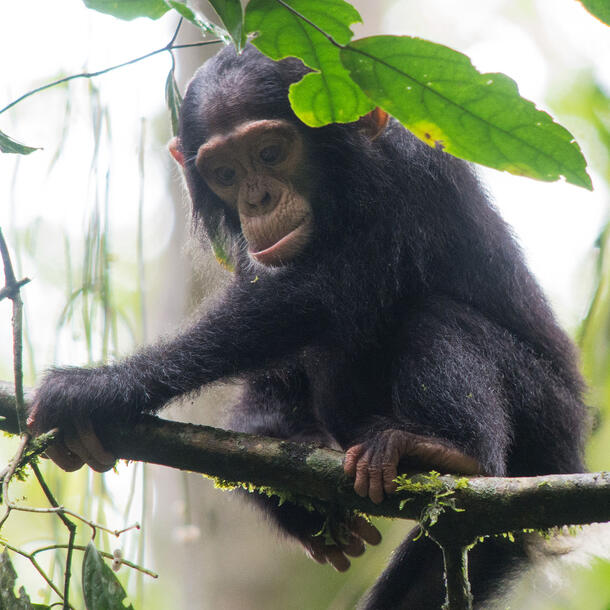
left=454, top=477, right=470, bottom=489
left=394, top=470, right=445, bottom=493
left=394, top=471, right=466, bottom=531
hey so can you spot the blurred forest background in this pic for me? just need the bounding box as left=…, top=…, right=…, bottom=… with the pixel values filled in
left=1, top=0, right=609, bottom=608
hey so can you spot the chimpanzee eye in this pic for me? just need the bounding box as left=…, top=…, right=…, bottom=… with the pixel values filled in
left=259, top=144, right=283, bottom=165
left=214, top=166, right=236, bottom=186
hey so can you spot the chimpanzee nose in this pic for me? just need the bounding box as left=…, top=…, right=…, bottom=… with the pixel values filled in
left=244, top=186, right=274, bottom=214
left=251, top=191, right=271, bottom=209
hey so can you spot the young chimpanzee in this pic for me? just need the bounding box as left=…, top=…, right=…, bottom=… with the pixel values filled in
left=28, top=45, right=588, bottom=608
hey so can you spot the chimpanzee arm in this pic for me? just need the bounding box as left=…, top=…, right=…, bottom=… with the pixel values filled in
left=29, top=274, right=329, bottom=435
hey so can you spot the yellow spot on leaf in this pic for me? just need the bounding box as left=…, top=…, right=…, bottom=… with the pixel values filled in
left=409, top=121, right=447, bottom=149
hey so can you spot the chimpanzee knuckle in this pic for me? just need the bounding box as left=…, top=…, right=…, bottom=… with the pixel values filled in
left=366, top=465, right=382, bottom=483
left=381, top=462, right=398, bottom=478
left=355, top=458, right=371, bottom=475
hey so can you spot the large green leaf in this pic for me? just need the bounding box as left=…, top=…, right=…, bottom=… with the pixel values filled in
left=82, top=0, right=170, bottom=20
left=209, top=0, right=246, bottom=51
left=0, top=129, right=40, bottom=155
left=82, top=542, right=134, bottom=610
left=579, top=0, right=610, bottom=25
left=245, top=0, right=373, bottom=126
left=341, top=36, right=592, bottom=189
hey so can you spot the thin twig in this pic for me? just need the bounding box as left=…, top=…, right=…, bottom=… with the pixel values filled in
left=168, top=17, right=184, bottom=48
left=0, top=228, right=28, bottom=432
left=0, top=40, right=222, bottom=116
left=1, top=439, right=139, bottom=539
left=32, top=544, right=159, bottom=579
left=0, top=278, right=31, bottom=301
left=1, top=541, right=71, bottom=607
left=5, top=500, right=140, bottom=538
left=0, top=434, right=29, bottom=530
left=31, top=462, right=77, bottom=610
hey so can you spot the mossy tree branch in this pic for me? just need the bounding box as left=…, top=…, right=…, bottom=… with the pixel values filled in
left=1, top=382, right=609, bottom=532
left=1, top=383, right=609, bottom=610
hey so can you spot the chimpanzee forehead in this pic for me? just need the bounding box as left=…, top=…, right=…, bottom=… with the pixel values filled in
left=186, top=45, right=307, bottom=133
left=199, top=82, right=288, bottom=135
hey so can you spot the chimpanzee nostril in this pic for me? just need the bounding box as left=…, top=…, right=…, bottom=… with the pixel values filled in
left=261, top=192, right=271, bottom=207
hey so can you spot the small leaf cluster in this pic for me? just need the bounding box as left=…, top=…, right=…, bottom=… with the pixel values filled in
left=395, top=471, right=466, bottom=530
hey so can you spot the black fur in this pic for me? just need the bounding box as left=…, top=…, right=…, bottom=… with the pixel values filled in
left=32, top=45, right=588, bottom=608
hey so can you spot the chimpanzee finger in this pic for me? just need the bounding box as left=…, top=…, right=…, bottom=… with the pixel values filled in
left=305, top=539, right=327, bottom=565
left=382, top=461, right=399, bottom=495
left=367, top=446, right=394, bottom=503
left=341, top=535, right=365, bottom=557
left=324, top=546, right=351, bottom=572
left=63, top=431, right=111, bottom=473
left=368, top=438, right=402, bottom=501
left=44, top=442, right=85, bottom=472
left=344, top=444, right=365, bottom=477
left=353, top=455, right=370, bottom=498
left=367, top=467, right=385, bottom=504
left=74, top=417, right=116, bottom=471
left=350, top=515, right=382, bottom=546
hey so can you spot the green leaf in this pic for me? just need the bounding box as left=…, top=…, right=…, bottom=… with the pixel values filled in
left=0, top=550, right=44, bottom=609
left=168, top=2, right=230, bottom=42
left=165, top=66, right=183, bottom=136
left=245, top=0, right=373, bottom=126
left=81, top=0, right=170, bottom=20
left=211, top=234, right=235, bottom=272
left=209, top=0, right=246, bottom=51
left=579, top=0, right=610, bottom=25
left=0, top=129, right=40, bottom=155
left=82, top=542, right=134, bottom=610
left=341, top=36, right=592, bottom=189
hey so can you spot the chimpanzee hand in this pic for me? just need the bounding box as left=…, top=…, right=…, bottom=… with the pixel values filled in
left=255, top=495, right=381, bottom=572
left=344, top=429, right=482, bottom=504
left=27, top=367, right=117, bottom=473
left=300, top=513, right=381, bottom=572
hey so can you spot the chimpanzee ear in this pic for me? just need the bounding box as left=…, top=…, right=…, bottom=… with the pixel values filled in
left=168, top=136, right=185, bottom=167
left=357, top=107, right=390, bottom=140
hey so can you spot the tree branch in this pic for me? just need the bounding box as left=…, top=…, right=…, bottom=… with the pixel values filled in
left=1, top=382, right=608, bottom=537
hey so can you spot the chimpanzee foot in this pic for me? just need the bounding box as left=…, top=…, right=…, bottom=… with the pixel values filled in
left=344, top=429, right=482, bottom=504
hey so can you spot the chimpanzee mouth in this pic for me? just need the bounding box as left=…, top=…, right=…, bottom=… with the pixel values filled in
left=249, top=215, right=312, bottom=266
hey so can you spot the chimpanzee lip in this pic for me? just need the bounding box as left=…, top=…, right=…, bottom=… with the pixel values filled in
left=249, top=215, right=310, bottom=265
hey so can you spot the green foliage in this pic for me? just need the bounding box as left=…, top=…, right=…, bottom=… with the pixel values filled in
left=0, top=129, right=39, bottom=155
left=1, top=0, right=594, bottom=189
left=208, top=0, right=247, bottom=51
left=0, top=550, right=49, bottom=609
left=579, top=0, right=610, bottom=25
left=165, top=66, right=182, bottom=137
left=245, top=0, right=374, bottom=126
left=395, top=471, right=465, bottom=529
left=82, top=0, right=170, bottom=20
left=340, top=36, right=592, bottom=190
left=82, top=542, right=134, bottom=610
left=167, top=1, right=231, bottom=42
left=210, top=236, right=235, bottom=273
left=394, top=470, right=446, bottom=494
